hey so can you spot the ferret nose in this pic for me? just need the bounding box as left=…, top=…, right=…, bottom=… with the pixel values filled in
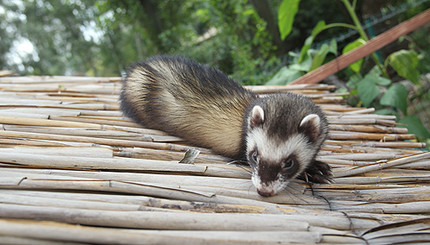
left=257, top=188, right=275, bottom=197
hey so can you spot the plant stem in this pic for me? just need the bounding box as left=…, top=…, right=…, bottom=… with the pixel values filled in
left=310, top=22, right=357, bottom=39
left=324, top=23, right=358, bottom=32
left=340, top=0, right=389, bottom=78
left=341, top=0, right=368, bottom=41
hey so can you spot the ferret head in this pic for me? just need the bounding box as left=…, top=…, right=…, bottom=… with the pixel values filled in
left=245, top=94, right=327, bottom=197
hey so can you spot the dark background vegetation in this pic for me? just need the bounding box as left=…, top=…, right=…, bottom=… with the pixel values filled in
left=1, top=0, right=428, bottom=80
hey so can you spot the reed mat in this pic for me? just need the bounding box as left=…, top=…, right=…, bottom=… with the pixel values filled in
left=0, top=76, right=429, bottom=244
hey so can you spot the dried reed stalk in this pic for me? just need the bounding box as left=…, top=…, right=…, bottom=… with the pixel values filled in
left=333, top=152, right=430, bottom=178
left=0, top=219, right=325, bottom=244
left=0, top=130, right=189, bottom=152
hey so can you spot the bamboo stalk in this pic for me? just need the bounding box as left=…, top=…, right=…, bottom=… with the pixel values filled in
left=0, top=203, right=310, bottom=231
left=0, top=146, right=113, bottom=158
left=0, top=115, right=103, bottom=129
left=50, top=116, right=144, bottom=127
left=329, top=131, right=415, bottom=141
left=399, top=159, right=430, bottom=169
left=0, top=202, right=382, bottom=231
left=0, top=138, right=70, bottom=147
left=320, top=152, right=406, bottom=161
left=2, top=126, right=182, bottom=143
left=333, top=152, right=430, bottom=178
left=0, top=75, right=121, bottom=84
left=116, top=147, right=228, bottom=163
left=0, top=189, right=268, bottom=214
left=0, top=130, right=190, bottom=152
left=344, top=108, right=375, bottom=114
left=0, top=219, right=327, bottom=245
left=0, top=108, right=82, bottom=117
left=4, top=124, right=169, bottom=136
left=0, top=102, right=119, bottom=111
left=327, top=114, right=397, bottom=120
left=325, top=140, right=427, bottom=148
left=246, top=84, right=336, bottom=93
left=0, top=152, right=250, bottom=179
left=0, top=70, right=14, bottom=77
left=321, top=144, right=423, bottom=155
left=328, top=118, right=396, bottom=126
left=329, top=124, right=408, bottom=134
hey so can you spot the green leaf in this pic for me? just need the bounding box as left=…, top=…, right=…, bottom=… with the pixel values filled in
left=364, top=71, right=391, bottom=86
left=309, top=44, right=329, bottom=71
left=368, top=65, right=382, bottom=76
left=380, top=83, right=408, bottom=114
left=309, top=39, right=337, bottom=71
left=311, top=20, right=327, bottom=37
left=374, top=76, right=391, bottom=86
left=298, top=21, right=326, bottom=63
left=336, top=87, right=348, bottom=94
left=328, top=39, right=337, bottom=54
left=288, top=51, right=299, bottom=58
left=243, top=9, right=255, bottom=16
left=374, top=108, right=399, bottom=118
left=266, top=66, right=302, bottom=85
left=357, top=75, right=380, bottom=107
left=291, top=52, right=312, bottom=71
left=386, top=49, right=420, bottom=84
left=342, top=38, right=366, bottom=73
left=298, top=36, right=314, bottom=64
left=349, top=88, right=358, bottom=96
left=278, top=0, right=301, bottom=40
left=346, top=74, right=362, bottom=89
left=399, top=115, right=430, bottom=140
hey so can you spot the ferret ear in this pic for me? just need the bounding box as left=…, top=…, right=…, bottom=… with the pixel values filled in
left=250, top=105, right=264, bottom=128
left=299, top=114, right=320, bottom=142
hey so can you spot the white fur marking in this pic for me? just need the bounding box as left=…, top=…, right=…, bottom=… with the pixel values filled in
left=300, top=114, right=320, bottom=129
left=246, top=127, right=318, bottom=194
left=250, top=105, right=264, bottom=127
left=252, top=172, right=288, bottom=196
left=247, top=129, right=312, bottom=168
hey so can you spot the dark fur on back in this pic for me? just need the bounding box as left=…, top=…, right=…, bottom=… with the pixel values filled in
left=120, top=55, right=256, bottom=159
left=257, top=93, right=327, bottom=141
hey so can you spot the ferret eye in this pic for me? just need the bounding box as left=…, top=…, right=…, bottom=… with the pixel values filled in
left=251, top=151, right=259, bottom=163
left=282, top=160, right=294, bottom=170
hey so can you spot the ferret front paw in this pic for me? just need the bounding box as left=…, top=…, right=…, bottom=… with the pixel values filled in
left=299, top=160, right=332, bottom=184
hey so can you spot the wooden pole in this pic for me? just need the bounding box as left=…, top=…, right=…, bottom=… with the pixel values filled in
left=290, top=8, right=430, bottom=85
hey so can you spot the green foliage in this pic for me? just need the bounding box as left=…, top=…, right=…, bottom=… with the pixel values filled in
left=205, top=0, right=277, bottom=84
left=342, top=38, right=366, bottom=73
left=380, top=84, right=408, bottom=114
left=350, top=50, right=430, bottom=142
left=0, top=0, right=277, bottom=81
left=356, top=73, right=381, bottom=108
left=278, top=0, right=301, bottom=40
left=309, top=39, right=336, bottom=71
left=1, top=0, right=100, bottom=75
left=386, top=50, right=420, bottom=84
left=266, top=20, right=336, bottom=85
left=298, top=21, right=327, bottom=64
left=266, top=66, right=301, bottom=85
left=348, top=49, right=430, bottom=141
left=399, top=115, right=430, bottom=141
left=273, top=0, right=430, bottom=144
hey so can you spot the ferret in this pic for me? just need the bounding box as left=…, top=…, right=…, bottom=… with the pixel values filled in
left=120, top=55, right=331, bottom=197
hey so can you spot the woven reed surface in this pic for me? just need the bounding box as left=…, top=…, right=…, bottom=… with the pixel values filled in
left=0, top=75, right=429, bottom=244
